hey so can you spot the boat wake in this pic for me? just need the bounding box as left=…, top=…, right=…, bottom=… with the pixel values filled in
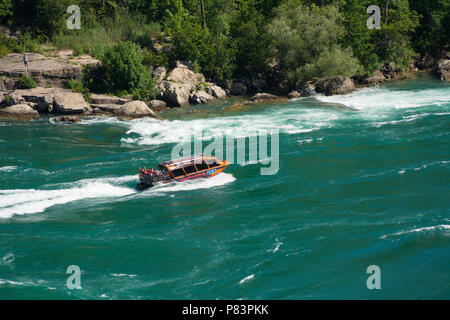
left=0, top=181, right=136, bottom=218
left=0, top=173, right=236, bottom=218
left=140, top=173, right=236, bottom=195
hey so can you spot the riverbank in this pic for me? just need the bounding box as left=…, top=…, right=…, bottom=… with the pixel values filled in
left=1, top=48, right=449, bottom=122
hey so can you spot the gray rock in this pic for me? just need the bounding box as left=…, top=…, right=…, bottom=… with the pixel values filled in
left=8, top=87, right=54, bottom=112
left=157, top=81, right=191, bottom=107
left=248, top=93, right=280, bottom=102
left=205, top=85, right=227, bottom=99
left=0, top=104, right=39, bottom=119
left=90, top=103, right=122, bottom=113
left=231, top=82, right=247, bottom=96
left=361, top=70, right=386, bottom=85
left=437, top=59, right=450, bottom=82
left=175, top=60, right=194, bottom=70
left=0, top=53, right=82, bottom=90
left=315, top=76, right=355, bottom=96
left=90, top=93, right=130, bottom=105
left=149, top=100, right=167, bottom=111
left=189, top=91, right=215, bottom=104
left=53, top=89, right=92, bottom=114
left=152, top=66, right=167, bottom=83
left=288, top=90, right=302, bottom=99
left=117, top=100, right=156, bottom=118
left=54, top=116, right=81, bottom=123
left=242, top=92, right=287, bottom=105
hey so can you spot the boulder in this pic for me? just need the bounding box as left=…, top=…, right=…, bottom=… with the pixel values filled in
left=149, top=100, right=167, bottom=111
left=166, top=67, right=198, bottom=87
left=90, top=103, right=122, bottom=113
left=175, top=60, right=194, bottom=70
left=248, top=93, right=280, bottom=102
left=315, top=76, right=355, bottom=96
left=231, top=82, right=247, bottom=96
left=69, top=54, right=101, bottom=67
left=382, top=62, right=397, bottom=79
left=0, top=104, right=39, bottom=119
left=116, top=100, right=156, bottom=118
left=157, top=80, right=191, bottom=107
left=437, top=59, right=450, bottom=82
left=90, top=93, right=130, bottom=105
left=288, top=90, right=302, bottom=99
left=7, top=87, right=54, bottom=112
left=205, top=85, right=227, bottom=99
left=417, top=53, right=437, bottom=69
left=152, top=66, right=167, bottom=83
left=189, top=91, right=215, bottom=104
left=242, top=92, right=287, bottom=105
left=53, top=89, right=92, bottom=114
left=361, top=70, right=386, bottom=85
left=53, top=116, right=81, bottom=123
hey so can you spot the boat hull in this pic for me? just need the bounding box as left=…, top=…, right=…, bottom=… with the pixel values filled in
left=136, top=164, right=228, bottom=191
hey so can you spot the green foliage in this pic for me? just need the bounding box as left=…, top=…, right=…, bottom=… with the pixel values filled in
left=230, top=0, right=273, bottom=78
left=19, top=75, right=37, bottom=89
left=84, top=41, right=155, bottom=100
left=0, top=33, right=42, bottom=55
left=0, top=43, right=8, bottom=58
left=52, top=9, right=161, bottom=59
left=4, top=95, right=11, bottom=105
left=0, top=0, right=12, bottom=20
left=66, top=79, right=89, bottom=95
left=268, top=1, right=360, bottom=86
left=2, top=0, right=443, bottom=89
left=142, top=49, right=169, bottom=68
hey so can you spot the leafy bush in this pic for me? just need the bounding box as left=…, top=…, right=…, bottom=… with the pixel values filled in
left=84, top=42, right=155, bottom=100
left=66, top=79, right=91, bottom=100
left=0, top=33, right=42, bottom=55
left=19, top=75, right=37, bottom=89
left=142, top=49, right=169, bottom=68
left=268, top=2, right=360, bottom=87
left=0, top=44, right=9, bottom=58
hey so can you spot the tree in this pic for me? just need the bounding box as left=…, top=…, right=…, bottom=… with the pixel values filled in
left=0, top=0, right=12, bottom=21
left=98, top=41, right=154, bottom=96
left=268, top=1, right=360, bottom=86
left=230, top=0, right=273, bottom=78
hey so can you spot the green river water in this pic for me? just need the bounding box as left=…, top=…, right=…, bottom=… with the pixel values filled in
left=0, top=73, right=449, bottom=299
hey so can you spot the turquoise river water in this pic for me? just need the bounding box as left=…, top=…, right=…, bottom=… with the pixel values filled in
left=0, top=73, right=449, bottom=299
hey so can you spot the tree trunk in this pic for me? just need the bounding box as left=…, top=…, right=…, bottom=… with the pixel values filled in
left=200, top=0, right=207, bottom=30
left=385, top=0, right=390, bottom=25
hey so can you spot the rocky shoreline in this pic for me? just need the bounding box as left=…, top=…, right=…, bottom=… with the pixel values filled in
left=1, top=51, right=449, bottom=122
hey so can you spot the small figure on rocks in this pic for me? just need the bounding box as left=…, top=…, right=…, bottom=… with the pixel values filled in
left=23, top=53, right=28, bottom=70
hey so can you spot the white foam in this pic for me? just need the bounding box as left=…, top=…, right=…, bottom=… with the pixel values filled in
left=0, top=181, right=136, bottom=218
left=239, top=274, right=254, bottom=285
left=111, top=273, right=137, bottom=278
left=381, top=224, right=450, bottom=239
left=0, top=279, right=26, bottom=286
left=121, top=108, right=336, bottom=145
left=316, top=87, right=450, bottom=111
left=144, top=173, right=235, bottom=195
left=0, top=166, right=17, bottom=172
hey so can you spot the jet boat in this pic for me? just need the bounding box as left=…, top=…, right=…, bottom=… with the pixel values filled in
left=137, top=155, right=229, bottom=190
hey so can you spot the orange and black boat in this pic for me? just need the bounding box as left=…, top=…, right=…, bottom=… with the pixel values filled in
left=137, top=154, right=229, bottom=190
